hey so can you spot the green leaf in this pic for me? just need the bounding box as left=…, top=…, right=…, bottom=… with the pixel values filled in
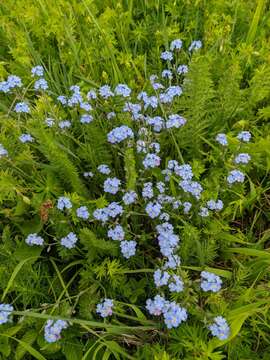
left=15, top=330, right=38, bottom=360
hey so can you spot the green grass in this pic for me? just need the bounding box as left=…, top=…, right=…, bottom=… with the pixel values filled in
left=0, top=0, right=270, bottom=359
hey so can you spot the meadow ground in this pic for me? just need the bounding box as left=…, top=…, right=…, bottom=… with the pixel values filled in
left=0, top=1, right=270, bottom=359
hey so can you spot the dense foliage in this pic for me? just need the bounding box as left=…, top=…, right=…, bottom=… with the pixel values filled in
left=0, top=0, right=270, bottom=359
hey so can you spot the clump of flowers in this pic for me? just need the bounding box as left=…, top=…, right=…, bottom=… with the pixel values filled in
left=57, top=196, right=72, bottom=210
left=60, top=232, right=78, bottom=249
left=201, top=271, right=222, bottom=292
left=44, top=320, right=68, bottom=343
left=3, top=36, right=258, bottom=345
left=25, top=233, right=44, bottom=246
left=0, top=304, right=14, bottom=324
left=209, top=316, right=230, bottom=340
left=96, top=299, right=114, bottom=318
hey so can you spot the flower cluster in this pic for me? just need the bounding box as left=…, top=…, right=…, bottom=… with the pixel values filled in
left=25, top=233, right=44, bottom=246
left=0, top=304, right=14, bottom=324
left=0, top=144, right=8, bottom=158
left=216, top=131, right=251, bottom=185
left=146, top=295, right=188, bottom=329
left=0, top=37, right=243, bottom=343
left=0, top=75, right=22, bottom=93
left=76, top=206, right=90, bottom=220
left=104, top=177, right=121, bottom=194
left=107, top=125, right=134, bottom=144
left=44, top=320, right=68, bottom=343
left=201, top=271, right=222, bottom=292
left=96, top=299, right=114, bottom=318
left=57, top=196, right=72, bottom=210
left=60, top=232, right=78, bottom=249
left=209, top=316, right=230, bottom=340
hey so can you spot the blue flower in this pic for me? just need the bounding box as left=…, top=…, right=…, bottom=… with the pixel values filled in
left=45, top=117, right=54, bottom=127
left=115, top=84, right=131, bottom=97
left=108, top=225, right=125, bottom=241
left=14, top=102, right=30, bottom=113
left=163, top=255, right=181, bottom=270
left=68, top=92, right=83, bottom=106
left=122, top=191, right=137, bottom=205
left=0, top=81, right=10, bottom=93
left=237, top=131, right=251, bottom=142
left=156, top=223, right=179, bottom=257
left=0, top=75, right=22, bottom=93
left=34, top=78, right=48, bottom=91
left=150, top=142, right=160, bottom=154
left=104, top=177, right=121, bottom=194
left=146, top=295, right=167, bottom=316
left=59, top=120, right=71, bottom=129
left=183, top=201, right=192, bottom=214
left=216, top=133, right=228, bottom=146
left=163, top=302, right=188, bottom=329
left=0, top=144, right=8, bottom=158
left=19, top=134, right=34, bottom=143
left=160, top=51, right=173, bottom=61
left=136, top=140, right=147, bottom=153
left=201, top=271, right=222, bottom=292
left=145, top=202, right=162, bottom=218
left=93, top=208, right=110, bottom=223
left=60, top=232, right=78, bottom=249
left=154, top=269, right=170, bottom=287
left=57, top=196, right=72, bottom=211
left=0, top=304, right=14, bottom=324
left=172, top=200, right=181, bottom=209
left=70, top=85, right=80, bottom=93
left=80, top=114, right=93, bottom=124
left=206, top=199, right=223, bottom=211
left=234, top=153, right=251, bottom=164
left=99, top=85, right=114, bottom=99
left=93, top=203, right=123, bottom=223
left=156, top=181, right=165, bottom=193
left=144, top=95, right=158, bottom=110
left=120, top=240, right=137, bottom=258
left=83, top=171, right=94, bottom=178
left=57, top=95, right=68, bottom=105
left=87, top=90, right=97, bottom=100
left=209, top=316, right=230, bottom=340
left=142, top=182, right=154, bottom=199
left=143, top=153, right=161, bottom=169
left=227, top=170, right=245, bottom=184
left=199, top=207, right=209, bottom=217
left=107, top=126, right=134, bottom=144
left=98, top=164, right=111, bottom=175
left=31, top=65, right=44, bottom=77
left=96, top=299, right=114, bottom=318
left=169, top=275, right=184, bottom=293
left=188, top=40, right=202, bottom=52
left=174, top=164, right=193, bottom=180
left=76, top=206, right=89, bottom=220
left=170, top=39, right=182, bottom=50
left=166, top=114, right=186, bottom=129
left=80, top=102, right=92, bottom=111
left=107, top=112, right=116, bottom=120
left=7, top=75, right=22, bottom=88
left=146, top=116, right=165, bottom=132
left=160, top=86, right=182, bottom=104
left=44, top=320, right=68, bottom=343
left=151, top=82, right=164, bottom=90
left=159, top=212, right=170, bottom=221
left=25, top=233, right=44, bottom=246
left=179, top=180, right=203, bottom=199
left=177, top=65, right=188, bottom=74
left=162, top=70, right=173, bottom=79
